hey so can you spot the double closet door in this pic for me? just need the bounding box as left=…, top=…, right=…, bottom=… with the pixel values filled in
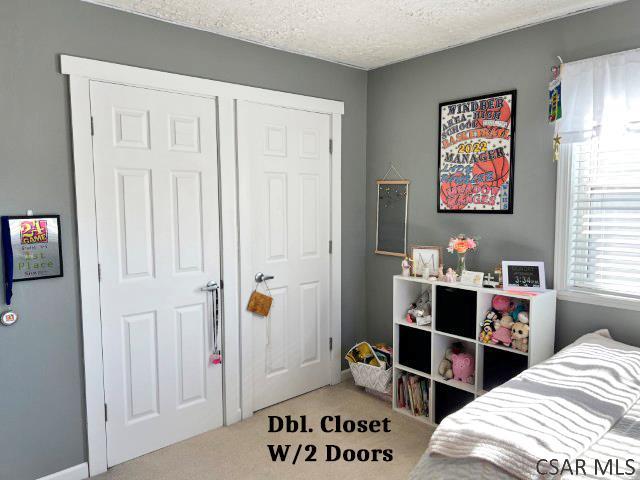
left=90, top=82, right=333, bottom=467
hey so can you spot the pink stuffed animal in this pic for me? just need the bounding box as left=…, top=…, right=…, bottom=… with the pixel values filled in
left=451, top=352, right=475, bottom=384
left=492, top=295, right=514, bottom=313
left=492, top=315, right=514, bottom=346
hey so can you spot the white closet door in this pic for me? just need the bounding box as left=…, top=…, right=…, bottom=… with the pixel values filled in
left=239, top=102, right=332, bottom=411
left=91, top=81, right=223, bottom=466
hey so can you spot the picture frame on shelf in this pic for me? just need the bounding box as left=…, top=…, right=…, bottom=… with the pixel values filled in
left=460, top=270, right=484, bottom=286
left=502, top=261, right=545, bottom=291
left=410, top=245, right=442, bottom=277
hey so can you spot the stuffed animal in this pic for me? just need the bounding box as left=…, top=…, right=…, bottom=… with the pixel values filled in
left=517, top=311, right=529, bottom=325
left=511, top=322, right=530, bottom=352
left=451, top=352, right=475, bottom=384
left=511, top=303, right=527, bottom=322
left=479, top=310, right=498, bottom=343
left=407, top=290, right=431, bottom=324
left=438, top=342, right=463, bottom=380
left=492, top=295, right=514, bottom=314
left=492, top=315, right=514, bottom=346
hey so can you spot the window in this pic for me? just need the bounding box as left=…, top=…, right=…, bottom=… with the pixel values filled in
left=558, top=136, right=640, bottom=303
left=554, top=48, right=640, bottom=310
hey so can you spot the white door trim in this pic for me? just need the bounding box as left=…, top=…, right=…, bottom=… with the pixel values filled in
left=62, top=55, right=342, bottom=476
left=61, top=56, right=344, bottom=115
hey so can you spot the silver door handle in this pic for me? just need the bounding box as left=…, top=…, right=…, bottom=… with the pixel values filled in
left=254, top=272, right=274, bottom=283
left=201, top=281, right=219, bottom=292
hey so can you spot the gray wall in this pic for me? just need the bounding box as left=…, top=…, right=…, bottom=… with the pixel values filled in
left=366, top=1, right=640, bottom=349
left=0, top=1, right=367, bottom=478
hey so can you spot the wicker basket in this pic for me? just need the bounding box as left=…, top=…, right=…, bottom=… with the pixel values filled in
left=349, top=362, right=393, bottom=394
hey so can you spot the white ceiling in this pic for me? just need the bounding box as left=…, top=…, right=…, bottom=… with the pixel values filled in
left=87, top=0, right=625, bottom=69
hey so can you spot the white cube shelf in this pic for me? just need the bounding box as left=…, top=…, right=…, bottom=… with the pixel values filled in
left=392, top=275, right=556, bottom=425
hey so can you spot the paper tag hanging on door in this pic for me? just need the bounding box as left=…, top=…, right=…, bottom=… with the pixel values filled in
left=247, top=290, right=272, bottom=317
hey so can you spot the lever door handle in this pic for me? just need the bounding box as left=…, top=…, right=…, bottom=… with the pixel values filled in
left=255, top=272, right=274, bottom=283
left=201, top=281, right=219, bottom=292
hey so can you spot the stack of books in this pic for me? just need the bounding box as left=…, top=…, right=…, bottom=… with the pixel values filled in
left=397, top=373, right=429, bottom=418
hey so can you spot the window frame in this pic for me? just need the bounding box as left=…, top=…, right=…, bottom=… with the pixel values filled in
left=554, top=143, right=640, bottom=312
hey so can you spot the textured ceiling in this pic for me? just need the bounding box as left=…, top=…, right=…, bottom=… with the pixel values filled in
left=87, top=0, right=625, bottom=69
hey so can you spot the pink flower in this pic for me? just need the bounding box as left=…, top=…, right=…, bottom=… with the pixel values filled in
left=447, top=234, right=478, bottom=255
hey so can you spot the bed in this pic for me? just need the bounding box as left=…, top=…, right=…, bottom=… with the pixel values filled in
left=410, top=330, right=640, bottom=479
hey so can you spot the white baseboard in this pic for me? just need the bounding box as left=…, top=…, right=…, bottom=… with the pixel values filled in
left=341, top=368, right=352, bottom=382
left=38, top=463, right=88, bottom=480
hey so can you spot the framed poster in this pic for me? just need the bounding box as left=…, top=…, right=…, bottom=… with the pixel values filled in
left=375, top=180, right=409, bottom=257
left=502, top=261, right=545, bottom=291
left=1, top=215, right=63, bottom=282
left=438, top=90, right=516, bottom=213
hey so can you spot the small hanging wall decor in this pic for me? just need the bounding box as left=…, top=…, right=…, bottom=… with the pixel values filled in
left=375, top=166, right=409, bottom=256
left=0, top=310, right=18, bottom=326
left=548, top=65, right=562, bottom=123
left=1, top=215, right=63, bottom=304
left=549, top=63, right=563, bottom=162
left=438, top=90, right=516, bottom=213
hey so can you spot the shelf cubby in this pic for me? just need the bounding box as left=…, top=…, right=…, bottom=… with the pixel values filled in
left=432, top=333, right=475, bottom=388
left=435, top=285, right=477, bottom=339
left=434, top=382, right=474, bottom=424
left=392, top=275, right=556, bottom=426
left=398, top=325, right=431, bottom=375
left=481, top=345, right=529, bottom=391
left=394, top=370, right=431, bottom=423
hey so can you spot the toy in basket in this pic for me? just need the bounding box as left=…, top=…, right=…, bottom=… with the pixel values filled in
left=345, top=342, right=393, bottom=394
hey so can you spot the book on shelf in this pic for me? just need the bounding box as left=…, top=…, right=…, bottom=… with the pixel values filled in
left=396, top=373, right=429, bottom=417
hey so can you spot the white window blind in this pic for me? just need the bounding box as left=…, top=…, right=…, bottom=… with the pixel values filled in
left=567, top=135, right=640, bottom=299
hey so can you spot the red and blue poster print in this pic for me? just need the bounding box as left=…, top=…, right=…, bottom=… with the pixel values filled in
left=438, top=90, right=516, bottom=213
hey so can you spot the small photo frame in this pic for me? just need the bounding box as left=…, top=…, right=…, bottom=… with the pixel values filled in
left=502, top=261, right=545, bottom=291
left=460, top=270, right=484, bottom=287
left=410, top=245, right=442, bottom=277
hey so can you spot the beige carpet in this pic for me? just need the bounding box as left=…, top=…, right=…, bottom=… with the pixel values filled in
left=96, top=379, right=434, bottom=480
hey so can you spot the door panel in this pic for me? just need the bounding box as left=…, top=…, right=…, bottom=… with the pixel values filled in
left=266, top=173, right=288, bottom=261
left=239, top=102, right=331, bottom=411
left=123, top=311, right=159, bottom=421
left=117, top=169, right=155, bottom=279
left=300, top=175, right=319, bottom=258
left=175, top=303, right=207, bottom=407
left=171, top=172, right=204, bottom=273
left=266, top=287, right=288, bottom=377
left=300, top=281, right=320, bottom=365
left=91, top=81, right=223, bottom=467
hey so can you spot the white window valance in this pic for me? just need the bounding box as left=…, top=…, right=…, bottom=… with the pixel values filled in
left=557, top=47, right=640, bottom=143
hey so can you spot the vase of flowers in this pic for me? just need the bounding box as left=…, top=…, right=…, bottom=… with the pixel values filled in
left=447, top=234, right=478, bottom=276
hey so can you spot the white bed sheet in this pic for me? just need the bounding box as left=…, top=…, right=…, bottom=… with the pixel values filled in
left=410, top=331, right=640, bottom=479
left=411, top=397, right=640, bottom=479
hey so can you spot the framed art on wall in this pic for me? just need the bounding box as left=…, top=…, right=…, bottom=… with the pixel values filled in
left=1, top=214, right=63, bottom=305
left=375, top=180, right=409, bottom=256
left=438, top=90, right=516, bottom=213
left=1, top=215, right=63, bottom=282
